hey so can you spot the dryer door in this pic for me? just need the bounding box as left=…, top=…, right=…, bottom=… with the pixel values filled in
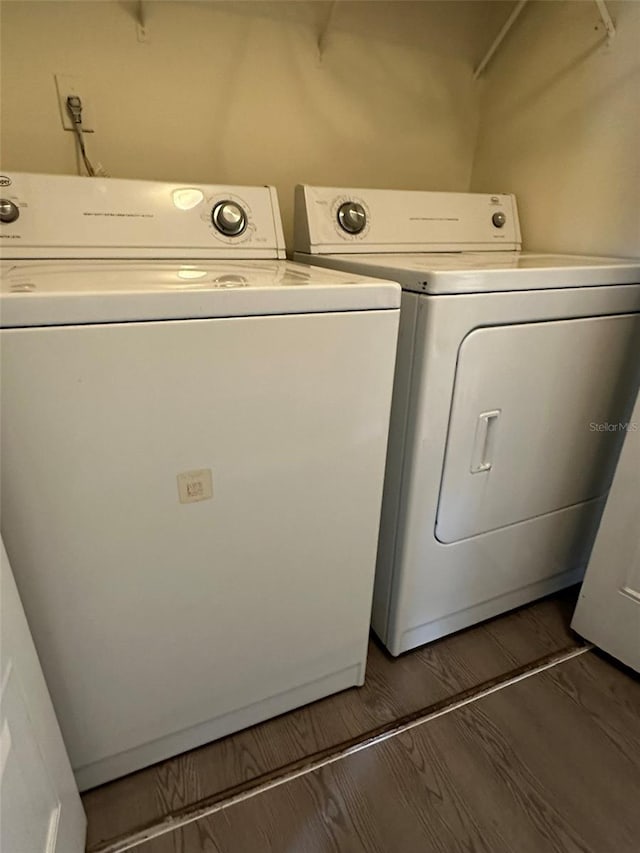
left=436, top=313, right=640, bottom=544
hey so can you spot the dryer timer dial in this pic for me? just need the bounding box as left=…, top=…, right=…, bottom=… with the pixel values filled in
left=337, top=202, right=366, bottom=235
left=212, top=200, right=247, bottom=237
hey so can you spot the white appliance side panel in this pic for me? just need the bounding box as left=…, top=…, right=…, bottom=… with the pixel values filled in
left=374, top=290, right=640, bottom=654
left=371, top=292, right=419, bottom=639
left=0, top=310, right=398, bottom=781
left=572, top=385, right=640, bottom=672
left=436, top=314, right=640, bottom=543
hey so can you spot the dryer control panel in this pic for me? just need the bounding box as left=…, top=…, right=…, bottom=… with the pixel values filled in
left=294, top=185, right=522, bottom=254
left=0, top=173, right=286, bottom=260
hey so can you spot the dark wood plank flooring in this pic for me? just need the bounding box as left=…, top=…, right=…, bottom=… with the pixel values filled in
left=138, top=651, right=640, bottom=853
left=84, top=588, right=582, bottom=851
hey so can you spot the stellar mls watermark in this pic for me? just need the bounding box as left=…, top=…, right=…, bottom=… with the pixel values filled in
left=589, top=421, right=639, bottom=432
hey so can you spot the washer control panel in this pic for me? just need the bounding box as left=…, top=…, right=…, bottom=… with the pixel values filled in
left=0, top=174, right=286, bottom=259
left=294, top=185, right=521, bottom=254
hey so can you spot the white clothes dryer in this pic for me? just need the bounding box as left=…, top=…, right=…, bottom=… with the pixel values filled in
left=0, top=173, right=400, bottom=789
left=294, top=185, right=640, bottom=655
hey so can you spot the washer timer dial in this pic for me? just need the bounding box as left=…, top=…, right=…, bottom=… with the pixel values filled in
left=212, top=200, right=247, bottom=237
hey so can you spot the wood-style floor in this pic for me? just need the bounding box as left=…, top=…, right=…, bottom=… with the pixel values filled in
left=84, top=587, right=590, bottom=851
left=136, top=650, right=640, bottom=853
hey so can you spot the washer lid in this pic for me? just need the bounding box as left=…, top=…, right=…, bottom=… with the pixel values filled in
left=305, top=252, right=640, bottom=293
left=0, top=260, right=400, bottom=327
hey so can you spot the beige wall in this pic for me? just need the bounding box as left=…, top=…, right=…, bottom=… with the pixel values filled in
left=0, top=0, right=494, bottom=248
left=3, top=1, right=636, bottom=256
left=471, top=0, right=640, bottom=258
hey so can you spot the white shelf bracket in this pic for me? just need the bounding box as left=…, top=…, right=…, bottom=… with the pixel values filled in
left=594, top=0, right=616, bottom=45
left=136, top=0, right=149, bottom=43
left=474, top=0, right=528, bottom=79
left=318, top=0, right=338, bottom=60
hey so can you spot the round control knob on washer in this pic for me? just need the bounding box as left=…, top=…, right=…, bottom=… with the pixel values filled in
left=492, top=211, right=506, bottom=228
left=211, top=200, right=247, bottom=237
left=337, top=202, right=366, bottom=235
left=0, top=199, right=19, bottom=224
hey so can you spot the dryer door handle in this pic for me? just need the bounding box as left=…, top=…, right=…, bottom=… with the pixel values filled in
left=470, top=410, right=501, bottom=474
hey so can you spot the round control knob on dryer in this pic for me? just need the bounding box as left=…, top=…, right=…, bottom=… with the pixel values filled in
left=337, top=202, right=366, bottom=234
left=492, top=211, right=506, bottom=228
left=0, top=199, right=19, bottom=224
left=212, top=201, right=247, bottom=237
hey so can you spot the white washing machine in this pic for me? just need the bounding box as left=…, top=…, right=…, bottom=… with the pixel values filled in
left=294, top=185, right=640, bottom=656
left=0, top=173, right=400, bottom=789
